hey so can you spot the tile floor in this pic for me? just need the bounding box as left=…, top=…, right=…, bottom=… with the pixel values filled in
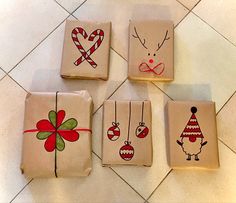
left=0, top=0, right=235, bottom=202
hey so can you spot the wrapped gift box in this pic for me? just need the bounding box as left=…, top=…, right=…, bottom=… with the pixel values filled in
left=128, top=20, right=174, bottom=81
left=102, top=100, right=153, bottom=166
left=21, top=91, right=93, bottom=177
left=166, top=101, right=220, bottom=169
left=60, top=20, right=111, bottom=80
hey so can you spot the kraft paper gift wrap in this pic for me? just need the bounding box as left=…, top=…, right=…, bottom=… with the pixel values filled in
left=102, top=100, right=153, bottom=166
left=60, top=20, right=111, bottom=80
left=128, top=20, right=174, bottom=81
left=166, top=101, right=220, bottom=169
left=21, top=91, right=93, bottom=178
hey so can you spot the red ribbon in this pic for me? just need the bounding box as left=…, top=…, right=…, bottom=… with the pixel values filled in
left=139, top=62, right=165, bottom=75
left=24, top=128, right=92, bottom=133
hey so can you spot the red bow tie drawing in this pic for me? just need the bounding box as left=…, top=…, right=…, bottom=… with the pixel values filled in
left=139, top=62, right=165, bottom=75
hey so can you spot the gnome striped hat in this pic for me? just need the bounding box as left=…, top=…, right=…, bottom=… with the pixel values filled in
left=180, top=106, right=204, bottom=142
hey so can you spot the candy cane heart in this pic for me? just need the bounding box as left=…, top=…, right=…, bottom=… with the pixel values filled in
left=71, top=27, right=104, bottom=68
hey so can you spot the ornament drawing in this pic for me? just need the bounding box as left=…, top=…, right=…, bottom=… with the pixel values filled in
left=107, top=101, right=120, bottom=141
left=119, top=101, right=134, bottom=161
left=136, top=101, right=149, bottom=138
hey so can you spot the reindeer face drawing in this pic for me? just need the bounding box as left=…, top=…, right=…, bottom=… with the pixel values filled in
left=128, top=21, right=174, bottom=80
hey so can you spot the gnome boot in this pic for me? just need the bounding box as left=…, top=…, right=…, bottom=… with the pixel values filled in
left=186, top=154, right=191, bottom=161
left=195, top=154, right=199, bottom=161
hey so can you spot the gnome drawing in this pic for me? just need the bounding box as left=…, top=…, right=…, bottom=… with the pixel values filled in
left=176, top=106, right=207, bottom=161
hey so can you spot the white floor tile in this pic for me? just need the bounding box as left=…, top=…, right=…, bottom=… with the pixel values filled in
left=0, top=68, right=6, bottom=80
left=217, top=92, right=236, bottom=153
left=194, top=0, right=236, bottom=46
left=73, top=0, right=188, bottom=59
left=12, top=154, right=144, bottom=203
left=94, top=80, right=171, bottom=199
left=178, top=0, right=200, bottom=10
left=56, top=0, right=85, bottom=13
left=0, top=76, right=29, bottom=202
left=149, top=142, right=236, bottom=203
left=0, top=0, right=68, bottom=72
left=9, top=18, right=127, bottom=112
left=154, top=13, right=236, bottom=112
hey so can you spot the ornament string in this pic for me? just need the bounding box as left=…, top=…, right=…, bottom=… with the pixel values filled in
left=127, top=101, right=131, bottom=142
left=115, top=101, right=117, bottom=124
left=141, top=101, right=144, bottom=123
left=55, top=91, right=58, bottom=178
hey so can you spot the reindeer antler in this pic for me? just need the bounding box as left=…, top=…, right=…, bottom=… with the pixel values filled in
left=132, top=26, right=147, bottom=49
left=156, top=30, right=170, bottom=52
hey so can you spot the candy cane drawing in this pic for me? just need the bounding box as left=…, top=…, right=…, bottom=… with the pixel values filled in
left=71, top=27, right=104, bottom=68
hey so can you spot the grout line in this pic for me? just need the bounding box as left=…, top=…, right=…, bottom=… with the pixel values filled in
left=7, top=75, right=29, bottom=93
left=216, top=90, right=236, bottom=115
left=10, top=178, right=34, bottom=203
left=190, top=0, right=202, bottom=11
left=176, top=0, right=190, bottom=10
left=92, top=151, right=146, bottom=201
left=174, top=10, right=190, bottom=29
left=191, top=11, right=236, bottom=48
left=110, top=47, right=127, bottom=62
left=92, top=151, right=102, bottom=160
left=151, top=82, right=174, bottom=100
left=7, top=14, right=71, bottom=75
left=71, top=0, right=88, bottom=16
left=146, top=169, right=173, bottom=201
left=0, top=73, right=8, bottom=82
left=106, top=78, right=128, bottom=100
left=54, top=0, right=71, bottom=15
left=174, top=0, right=202, bottom=29
left=218, top=138, right=236, bottom=155
left=109, top=168, right=146, bottom=201
left=92, top=78, right=128, bottom=115
left=0, top=67, right=8, bottom=82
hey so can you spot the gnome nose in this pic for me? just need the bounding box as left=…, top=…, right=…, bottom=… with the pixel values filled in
left=149, top=59, right=154, bottom=64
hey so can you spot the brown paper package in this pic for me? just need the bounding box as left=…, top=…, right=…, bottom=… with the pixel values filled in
left=166, top=101, right=220, bottom=169
left=60, top=20, right=111, bottom=80
left=21, top=91, right=93, bottom=178
left=102, top=100, right=153, bottom=166
left=128, top=20, right=174, bottom=81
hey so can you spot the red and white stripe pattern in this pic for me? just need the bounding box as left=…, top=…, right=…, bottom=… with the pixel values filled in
left=181, top=114, right=203, bottom=139
left=71, top=27, right=104, bottom=68
left=107, top=123, right=120, bottom=141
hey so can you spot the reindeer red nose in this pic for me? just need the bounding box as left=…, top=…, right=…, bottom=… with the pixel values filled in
left=149, top=59, right=154, bottom=64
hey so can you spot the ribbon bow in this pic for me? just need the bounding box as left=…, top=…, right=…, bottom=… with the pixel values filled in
left=139, top=62, right=165, bottom=75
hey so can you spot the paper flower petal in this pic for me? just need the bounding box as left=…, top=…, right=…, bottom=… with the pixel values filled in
left=58, top=118, right=77, bottom=130
left=57, top=110, right=65, bottom=127
left=44, top=133, right=56, bottom=152
left=36, top=132, right=52, bottom=140
left=59, top=130, right=79, bottom=142
left=56, top=133, right=65, bottom=151
left=37, top=119, right=54, bottom=131
left=48, top=110, right=56, bottom=127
